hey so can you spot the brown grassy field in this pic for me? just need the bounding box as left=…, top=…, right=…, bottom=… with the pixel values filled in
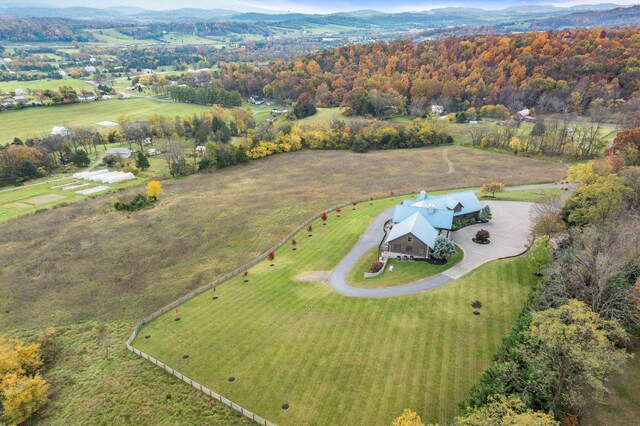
left=0, top=146, right=566, bottom=331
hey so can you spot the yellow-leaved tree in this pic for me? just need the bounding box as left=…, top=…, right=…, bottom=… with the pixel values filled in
left=0, top=337, right=49, bottom=425
left=480, top=182, right=505, bottom=198
left=455, top=395, right=558, bottom=425
left=146, top=181, right=162, bottom=199
left=392, top=409, right=425, bottom=426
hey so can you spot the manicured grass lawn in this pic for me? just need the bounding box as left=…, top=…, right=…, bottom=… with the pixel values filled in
left=133, top=198, right=535, bottom=425
left=0, top=78, right=93, bottom=93
left=0, top=98, right=207, bottom=143
left=480, top=188, right=564, bottom=202
left=347, top=246, right=464, bottom=288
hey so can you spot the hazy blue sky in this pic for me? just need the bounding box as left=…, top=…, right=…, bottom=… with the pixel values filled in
left=14, top=0, right=640, bottom=14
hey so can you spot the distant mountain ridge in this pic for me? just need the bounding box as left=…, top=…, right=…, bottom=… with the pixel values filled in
left=0, top=3, right=633, bottom=23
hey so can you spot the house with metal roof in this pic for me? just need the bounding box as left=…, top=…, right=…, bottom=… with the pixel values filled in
left=106, top=148, right=132, bottom=158
left=382, top=189, right=484, bottom=259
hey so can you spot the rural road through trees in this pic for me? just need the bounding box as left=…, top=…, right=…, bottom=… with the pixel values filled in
left=328, top=184, right=565, bottom=298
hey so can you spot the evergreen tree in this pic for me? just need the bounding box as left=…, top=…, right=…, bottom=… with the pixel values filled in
left=134, top=152, right=150, bottom=171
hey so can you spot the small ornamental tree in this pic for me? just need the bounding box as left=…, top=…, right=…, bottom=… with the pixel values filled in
left=432, top=236, right=456, bottom=260
left=527, top=236, right=552, bottom=275
left=335, top=207, right=341, bottom=214
left=307, top=224, right=313, bottom=234
left=291, top=239, right=297, bottom=248
left=481, top=182, right=505, bottom=197
left=243, top=269, right=248, bottom=278
left=267, top=251, right=275, bottom=262
left=321, top=212, right=328, bottom=222
left=479, top=205, right=492, bottom=222
left=146, top=180, right=162, bottom=199
left=390, top=191, right=395, bottom=197
left=474, top=229, right=490, bottom=243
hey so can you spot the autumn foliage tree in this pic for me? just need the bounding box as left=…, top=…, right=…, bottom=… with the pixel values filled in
left=146, top=181, right=162, bottom=199
left=0, top=337, right=49, bottom=425
left=481, top=182, right=505, bottom=197
left=391, top=408, right=424, bottom=426
left=608, top=127, right=640, bottom=166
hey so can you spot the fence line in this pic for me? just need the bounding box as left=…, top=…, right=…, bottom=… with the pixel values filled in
left=125, top=189, right=432, bottom=423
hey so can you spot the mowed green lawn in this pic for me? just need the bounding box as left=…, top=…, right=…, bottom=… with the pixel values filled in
left=133, top=199, right=535, bottom=425
left=0, top=78, right=94, bottom=94
left=0, top=98, right=208, bottom=143
left=347, top=246, right=464, bottom=288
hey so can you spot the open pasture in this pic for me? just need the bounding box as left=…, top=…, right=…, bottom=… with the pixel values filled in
left=0, top=98, right=208, bottom=143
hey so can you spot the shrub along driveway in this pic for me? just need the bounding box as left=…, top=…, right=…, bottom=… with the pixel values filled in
left=329, top=200, right=535, bottom=298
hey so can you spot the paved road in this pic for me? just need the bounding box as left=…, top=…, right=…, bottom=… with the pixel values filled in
left=328, top=184, right=561, bottom=298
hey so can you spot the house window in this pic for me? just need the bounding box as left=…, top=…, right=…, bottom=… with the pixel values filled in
left=405, top=246, right=413, bottom=253
left=418, top=247, right=426, bottom=256
left=407, top=236, right=413, bottom=243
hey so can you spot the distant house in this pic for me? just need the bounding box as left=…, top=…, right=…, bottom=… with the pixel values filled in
left=195, top=146, right=207, bottom=156
left=147, top=148, right=161, bottom=156
left=51, top=126, right=69, bottom=137
left=517, top=109, right=535, bottom=121
left=271, top=108, right=288, bottom=115
left=248, top=96, right=264, bottom=105
left=106, top=148, right=132, bottom=158
left=13, top=95, right=26, bottom=102
left=78, top=96, right=96, bottom=102
left=85, top=65, right=96, bottom=73
left=14, top=88, right=24, bottom=96
left=431, top=105, right=445, bottom=115
left=381, top=190, right=484, bottom=259
left=143, top=69, right=153, bottom=75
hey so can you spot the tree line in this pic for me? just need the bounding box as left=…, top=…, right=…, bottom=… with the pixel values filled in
left=457, top=136, right=640, bottom=423
left=0, top=106, right=454, bottom=185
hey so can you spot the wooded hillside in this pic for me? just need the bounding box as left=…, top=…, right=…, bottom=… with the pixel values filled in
left=213, top=28, right=640, bottom=116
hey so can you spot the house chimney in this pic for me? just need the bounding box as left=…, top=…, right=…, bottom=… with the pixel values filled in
left=428, top=203, right=435, bottom=213
left=419, top=190, right=426, bottom=201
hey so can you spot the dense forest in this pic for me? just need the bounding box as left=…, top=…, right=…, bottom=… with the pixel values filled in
left=211, top=28, right=640, bottom=116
